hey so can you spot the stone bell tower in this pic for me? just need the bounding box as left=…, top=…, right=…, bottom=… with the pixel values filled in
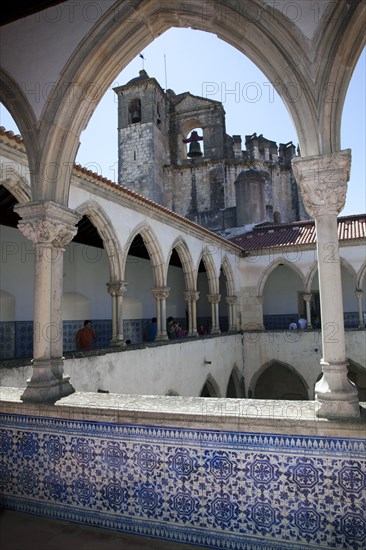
left=114, top=70, right=169, bottom=204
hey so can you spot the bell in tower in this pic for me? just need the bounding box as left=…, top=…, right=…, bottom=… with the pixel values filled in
left=129, top=98, right=141, bottom=124
left=183, top=130, right=203, bottom=158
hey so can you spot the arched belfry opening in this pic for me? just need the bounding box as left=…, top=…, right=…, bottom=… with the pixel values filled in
left=183, top=128, right=204, bottom=159
left=128, top=98, right=141, bottom=124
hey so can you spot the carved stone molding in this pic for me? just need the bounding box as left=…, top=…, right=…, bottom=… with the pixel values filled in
left=152, top=287, right=170, bottom=301
left=107, top=281, right=128, bottom=297
left=207, top=294, right=221, bottom=304
left=184, top=290, right=200, bottom=303
left=15, top=201, right=81, bottom=248
left=292, top=150, right=351, bottom=217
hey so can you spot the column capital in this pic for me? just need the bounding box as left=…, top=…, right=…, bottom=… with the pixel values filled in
left=207, top=294, right=221, bottom=304
left=302, top=293, right=312, bottom=302
left=184, top=290, right=200, bottom=303
left=107, top=281, right=128, bottom=297
left=15, top=200, right=81, bottom=248
left=355, top=289, right=364, bottom=299
left=292, top=150, right=351, bottom=217
left=226, top=295, right=237, bottom=305
left=152, top=287, right=170, bottom=300
left=257, top=295, right=264, bottom=305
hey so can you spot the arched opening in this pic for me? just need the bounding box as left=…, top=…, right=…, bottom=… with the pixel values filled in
left=263, top=262, right=305, bottom=330
left=166, top=248, right=187, bottom=338
left=347, top=361, right=366, bottom=402
left=200, top=375, right=220, bottom=397
left=183, top=127, right=204, bottom=159
left=0, top=186, right=34, bottom=359
left=218, top=268, right=228, bottom=332
left=253, top=361, right=308, bottom=400
left=64, top=215, right=111, bottom=350
left=196, top=252, right=218, bottom=334
left=226, top=367, right=245, bottom=398
left=128, top=98, right=141, bottom=124
left=124, top=233, right=155, bottom=343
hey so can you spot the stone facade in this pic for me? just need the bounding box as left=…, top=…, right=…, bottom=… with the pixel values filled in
left=115, top=71, right=309, bottom=236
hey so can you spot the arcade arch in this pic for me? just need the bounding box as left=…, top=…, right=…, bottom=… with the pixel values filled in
left=251, top=360, right=309, bottom=401
left=226, top=366, right=245, bottom=398
left=200, top=374, right=221, bottom=398
left=261, top=260, right=306, bottom=330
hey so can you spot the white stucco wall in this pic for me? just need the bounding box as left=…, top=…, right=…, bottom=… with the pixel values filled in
left=0, top=226, right=34, bottom=319
left=243, top=329, right=366, bottom=400
left=0, top=334, right=243, bottom=398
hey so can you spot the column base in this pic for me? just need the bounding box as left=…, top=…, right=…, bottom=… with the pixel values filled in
left=110, top=339, right=126, bottom=347
left=315, top=395, right=360, bottom=418
left=21, top=374, right=75, bottom=404
left=315, top=360, right=360, bottom=418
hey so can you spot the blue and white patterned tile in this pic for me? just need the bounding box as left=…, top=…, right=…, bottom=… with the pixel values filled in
left=0, top=414, right=365, bottom=549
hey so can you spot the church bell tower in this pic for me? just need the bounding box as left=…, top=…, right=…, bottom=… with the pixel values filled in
left=114, top=70, right=169, bottom=205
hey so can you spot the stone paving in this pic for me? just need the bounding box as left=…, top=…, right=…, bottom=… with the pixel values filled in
left=0, top=509, right=199, bottom=550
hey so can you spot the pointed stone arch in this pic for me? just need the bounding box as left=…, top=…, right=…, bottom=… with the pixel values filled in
left=305, top=260, right=320, bottom=293
left=257, top=257, right=306, bottom=297
left=357, top=261, right=366, bottom=290
left=166, top=237, right=196, bottom=291
left=0, top=166, right=31, bottom=204
left=249, top=359, right=309, bottom=401
left=123, top=222, right=165, bottom=287
left=339, top=256, right=358, bottom=287
left=347, top=360, right=366, bottom=402
left=226, top=365, right=245, bottom=398
left=0, top=68, right=39, bottom=180
left=200, top=373, right=221, bottom=398
left=220, top=256, right=236, bottom=297
left=197, top=247, right=219, bottom=295
left=76, top=200, right=123, bottom=281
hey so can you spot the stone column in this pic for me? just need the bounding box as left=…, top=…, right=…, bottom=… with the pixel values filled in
left=14, top=201, right=81, bottom=403
left=292, top=150, right=359, bottom=418
left=107, top=281, right=128, bottom=344
left=303, top=293, right=313, bottom=329
left=226, top=295, right=237, bottom=331
left=256, top=295, right=265, bottom=331
left=208, top=294, right=221, bottom=334
left=152, top=287, right=170, bottom=341
left=184, top=291, right=200, bottom=336
left=355, top=289, right=365, bottom=328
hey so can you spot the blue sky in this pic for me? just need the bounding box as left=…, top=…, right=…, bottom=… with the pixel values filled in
left=1, top=28, right=365, bottom=216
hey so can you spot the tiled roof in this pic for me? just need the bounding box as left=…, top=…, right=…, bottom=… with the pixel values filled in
left=229, top=215, right=366, bottom=250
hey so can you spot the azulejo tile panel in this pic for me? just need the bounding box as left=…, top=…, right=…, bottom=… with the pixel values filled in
left=0, top=413, right=365, bottom=549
